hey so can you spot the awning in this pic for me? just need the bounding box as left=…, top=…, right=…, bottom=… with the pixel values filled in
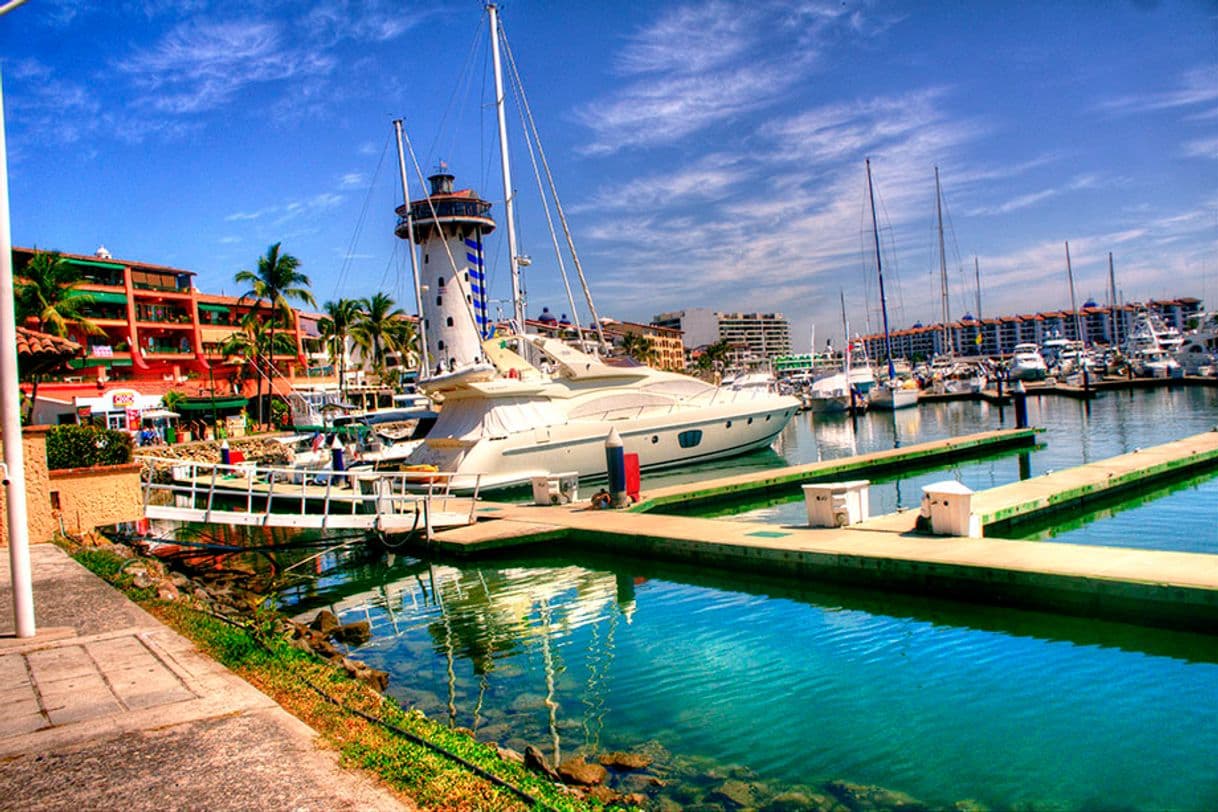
left=199, top=325, right=240, bottom=342
left=141, top=409, right=180, bottom=419
left=177, top=396, right=248, bottom=412
left=66, top=290, right=128, bottom=305
left=65, top=258, right=125, bottom=271
left=198, top=303, right=230, bottom=314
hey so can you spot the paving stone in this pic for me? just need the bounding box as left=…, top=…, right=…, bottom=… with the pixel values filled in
left=26, top=645, right=96, bottom=684
left=0, top=654, right=31, bottom=690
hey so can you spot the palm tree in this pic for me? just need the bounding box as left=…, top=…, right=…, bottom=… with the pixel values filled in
left=15, top=250, right=104, bottom=420
left=352, top=293, right=408, bottom=380
left=220, top=313, right=296, bottom=430
left=318, top=298, right=360, bottom=400
left=618, top=331, right=658, bottom=366
left=234, top=243, right=315, bottom=426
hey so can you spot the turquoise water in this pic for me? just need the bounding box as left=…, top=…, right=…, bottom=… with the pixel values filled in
left=273, top=387, right=1218, bottom=809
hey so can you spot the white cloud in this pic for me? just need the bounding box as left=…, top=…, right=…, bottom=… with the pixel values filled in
left=1098, top=65, right=1218, bottom=116
left=118, top=19, right=335, bottom=114
left=339, top=172, right=367, bottom=189
left=1183, top=135, right=1218, bottom=160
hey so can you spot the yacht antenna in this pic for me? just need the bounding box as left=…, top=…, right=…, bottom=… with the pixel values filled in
left=393, top=119, right=429, bottom=379
left=1108, top=252, right=1120, bottom=349
left=974, top=255, right=982, bottom=320
left=487, top=4, right=525, bottom=337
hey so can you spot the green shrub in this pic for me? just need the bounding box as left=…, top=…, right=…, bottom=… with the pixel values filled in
left=46, top=424, right=134, bottom=470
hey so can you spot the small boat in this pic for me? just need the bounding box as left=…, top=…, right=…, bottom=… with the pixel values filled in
left=1008, top=343, right=1048, bottom=381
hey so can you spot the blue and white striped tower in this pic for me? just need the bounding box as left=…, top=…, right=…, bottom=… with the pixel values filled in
left=394, top=167, right=496, bottom=373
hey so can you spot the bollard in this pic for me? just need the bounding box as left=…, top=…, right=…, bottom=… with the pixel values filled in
left=1082, top=367, right=1091, bottom=393
left=996, top=373, right=1004, bottom=400
left=331, top=435, right=346, bottom=472
left=1012, top=380, right=1028, bottom=428
left=220, top=438, right=231, bottom=466
left=604, top=427, right=628, bottom=508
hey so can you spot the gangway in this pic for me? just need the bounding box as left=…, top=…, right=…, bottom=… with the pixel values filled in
left=141, top=458, right=482, bottom=541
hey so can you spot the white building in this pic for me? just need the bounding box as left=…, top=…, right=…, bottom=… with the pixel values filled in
left=652, top=309, right=791, bottom=358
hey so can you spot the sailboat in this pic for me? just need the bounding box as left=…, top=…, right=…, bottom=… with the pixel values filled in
left=807, top=292, right=864, bottom=414
left=391, top=5, right=801, bottom=492
left=864, top=160, right=918, bottom=411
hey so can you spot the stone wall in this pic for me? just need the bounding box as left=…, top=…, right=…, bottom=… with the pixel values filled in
left=48, top=463, right=143, bottom=537
left=1, top=427, right=142, bottom=544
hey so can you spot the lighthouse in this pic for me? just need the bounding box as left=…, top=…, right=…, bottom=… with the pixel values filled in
left=394, top=167, right=496, bottom=374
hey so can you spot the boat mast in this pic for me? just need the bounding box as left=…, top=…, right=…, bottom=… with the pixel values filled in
left=1064, top=240, right=1084, bottom=347
left=1108, top=251, right=1120, bottom=349
left=935, top=166, right=950, bottom=355
left=974, top=256, right=982, bottom=320
left=839, top=289, right=850, bottom=373
left=392, top=120, right=429, bottom=380
left=866, top=158, right=896, bottom=382
left=487, top=3, right=525, bottom=336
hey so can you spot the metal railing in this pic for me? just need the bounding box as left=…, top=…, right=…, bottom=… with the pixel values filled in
left=140, top=458, right=482, bottom=541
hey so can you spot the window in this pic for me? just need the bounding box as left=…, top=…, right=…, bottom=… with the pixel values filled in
left=446, top=317, right=454, bottom=327
left=725, top=420, right=732, bottom=429
left=678, top=430, right=702, bottom=449
left=438, top=340, right=445, bottom=350
left=436, top=295, right=443, bottom=306
left=424, top=253, right=429, bottom=264
left=437, top=276, right=445, bottom=288
left=651, top=435, right=659, bottom=444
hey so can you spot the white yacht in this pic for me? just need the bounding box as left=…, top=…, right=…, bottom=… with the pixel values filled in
left=389, top=11, right=799, bottom=492
left=1175, top=312, right=1218, bottom=375
left=1008, top=343, right=1048, bottom=381
left=1126, top=310, right=1183, bottom=378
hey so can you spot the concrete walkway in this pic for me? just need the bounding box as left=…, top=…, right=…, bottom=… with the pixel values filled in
left=0, top=543, right=411, bottom=811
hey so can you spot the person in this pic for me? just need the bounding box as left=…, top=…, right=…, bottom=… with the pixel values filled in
left=591, top=488, right=612, bottom=509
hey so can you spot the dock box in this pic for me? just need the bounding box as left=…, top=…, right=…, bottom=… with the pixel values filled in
left=920, top=480, right=980, bottom=537
left=802, top=480, right=870, bottom=527
left=531, top=472, right=580, bottom=506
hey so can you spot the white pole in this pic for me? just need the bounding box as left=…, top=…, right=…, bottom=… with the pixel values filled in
left=487, top=4, right=525, bottom=336
left=393, top=120, right=429, bottom=379
left=0, top=69, right=36, bottom=637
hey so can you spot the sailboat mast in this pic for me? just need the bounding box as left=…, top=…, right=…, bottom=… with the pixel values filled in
left=488, top=3, right=525, bottom=335
left=1108, top=252, right=1120, bottom=349
left=392, top=119, right=429, bottom=379
left=839, top=289, right=850, bottom=373
left=935, top=166, right=950, bottom=354
left=974, top=255, right=982, bottom=320
left=866, top=158, right=896, bottom=382
left=1064, top=240, right=1083, bottom=346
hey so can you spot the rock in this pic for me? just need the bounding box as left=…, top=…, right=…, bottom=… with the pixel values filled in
left=623, top=792, right=650, bottom=808
left=496, top=745, right=524, bottom=765
left=191, top=587, right=211, bottom=604
left=558, top=756, right=608, bottom=787
left=454, top=726, right=475, bottom=739
left=510, top=692, right=548, bottom=712
left=599, top=751, right=653, bottom=771
left=708, top=779, right=758, bottom=809
left=825, top=781, right=928, bottom=811
left=170, top=572, right=191, bottom=588
left=524, top=745, right=561, bottom=782
left=309, top=609, right=339, bottom=635
left=156, top=581, right=180, bottom=601
left=762, top=790, right=837, bottom=812
left=476, top=722, right=512, bottom=743
left=585, top=785, right=619, bottom=805
left=334, top=620, right=371, bottom=645
left=622, top=773, right=666, bottom=793
left=131, top=570, right=154, bottom=589
left=311, top=638, right=342, bottom=660
left=361, top=667, right=389, bottom=692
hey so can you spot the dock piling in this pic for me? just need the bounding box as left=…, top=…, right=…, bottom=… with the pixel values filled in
left=1012, top=381, right=1028, bottom=428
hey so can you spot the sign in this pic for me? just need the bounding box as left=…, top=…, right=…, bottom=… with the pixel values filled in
left=94, top=345, right=114, bottom=358
left=76, top=405, right=92, bottom=420
left=125, top=408, right=141, bottom=428
left=111, top=389, right=138, bottom=408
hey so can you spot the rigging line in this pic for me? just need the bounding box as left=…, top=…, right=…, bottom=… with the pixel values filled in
left=505, top=57, right=584, bottom=338
left=428, top=13, right=486, bottom=172
left=401, top=127, right=485, bottom=338
left=333, top=131, right=392, bottom=300
left=499, top=27, right=608, bottom=352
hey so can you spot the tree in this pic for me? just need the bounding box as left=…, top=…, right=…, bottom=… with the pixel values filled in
left=319, top=298, right=361, bottom=400
left=14, top=250, right=104, bottom=420
left=696, top=339, right=733, bottom=375
left=234, top=243, right=315, bottom=426
left=220, top=313, right=296, bottom=431
left=618, top=331, right=658, bottom=366
left=352, top=293, right=408, bottom=380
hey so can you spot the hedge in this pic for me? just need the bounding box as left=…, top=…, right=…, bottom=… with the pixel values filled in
left=46, top=424, right=134, bottom=470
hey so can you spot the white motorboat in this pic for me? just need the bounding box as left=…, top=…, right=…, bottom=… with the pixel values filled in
left=1008, top=343, right=1048, bottom=381
left=1175, top=312, right=1218, bottom=375
left=806, top=371, right=853, bottom=414
left=1126, top=310, right=1183, bottom=378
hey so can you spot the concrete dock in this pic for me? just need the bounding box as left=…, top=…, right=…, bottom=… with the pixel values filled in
left=429, top=428, right=1218, bottom=632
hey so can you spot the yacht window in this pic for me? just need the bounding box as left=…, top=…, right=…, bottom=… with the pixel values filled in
left=747, top=417, right=753, bottom=425
left=437, top=340, right=445, bottom=350
left=651, top=435, right=659, bottom=444
left=678, top=430, right=702, bottom=449
left=446, top=317, right=454, bottom=327
left=438, top=276, right=445, bottom=288
left=425, top=253, right=429, bottom=264
left=436, top=295, right=443, bottom=306
left=725, top=420, right=732, bottom=429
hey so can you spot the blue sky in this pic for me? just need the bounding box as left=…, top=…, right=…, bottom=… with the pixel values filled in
left=3, top=1, right=1216, bottom=348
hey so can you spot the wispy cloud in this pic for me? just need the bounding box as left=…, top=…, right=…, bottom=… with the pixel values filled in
left=1097, top=65, right=1218, bottom=116
left=303, top=1, right=428, bottom=47
left=118, top=19, right=335, bottom=114
left=966, top=174, right=1105, bottom=216
left=575, top=0, right=862, bottom=155
left=339, top=172, right=367, bottom=189
left=1183, top=135, right=1218, bottom=160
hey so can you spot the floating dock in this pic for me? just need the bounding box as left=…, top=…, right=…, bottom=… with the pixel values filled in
left=430, top=428, right=1218, bottom=632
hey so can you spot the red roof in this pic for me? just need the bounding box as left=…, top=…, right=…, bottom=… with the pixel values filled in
left=16, top=327, right=80, bottom=358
